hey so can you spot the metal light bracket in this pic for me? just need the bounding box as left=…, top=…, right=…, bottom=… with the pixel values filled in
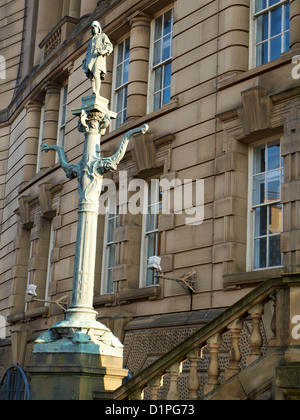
left=30, top=295, right=69, bottom=311
left=158, top=271, right=197, bottom=294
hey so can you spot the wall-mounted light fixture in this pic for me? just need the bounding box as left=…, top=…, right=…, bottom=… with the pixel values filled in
left=26, top=285, right=68, bottom=311
left=148, top=256, right=196, bottom=294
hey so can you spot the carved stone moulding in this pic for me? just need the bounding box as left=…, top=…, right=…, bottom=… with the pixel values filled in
left=16, top=183, right=63, bottom=228
left=238, top=86, right=273, bottom=136
left=72, top=94, right=117, bottom=134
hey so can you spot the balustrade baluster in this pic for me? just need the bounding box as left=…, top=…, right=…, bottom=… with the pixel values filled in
left=166, top=362, right=182, bottom=400
left=246, top=303, right=264, bottom=366
left=187, top=348, right=201, bottom=399
left=204, top=333, right=222, bottom=395
left=225, top=318, right=243, bottom=380
left=128, top=388, right=144, bottom=400
left=148, top=376, right=163, bottom=400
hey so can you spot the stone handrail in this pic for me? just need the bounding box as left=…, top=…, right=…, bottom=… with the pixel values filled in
left=95, top=275, right=292, bottom=400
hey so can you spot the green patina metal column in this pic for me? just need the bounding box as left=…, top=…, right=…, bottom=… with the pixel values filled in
left=28, top=94, right=148, bottom=400
left=66, top=111, right=148, bottom=324
left=27, top=21, right=149, bottom=400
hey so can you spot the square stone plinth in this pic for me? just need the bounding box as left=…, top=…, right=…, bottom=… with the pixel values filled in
left=72, top=94, right=117, bottom=120
left=28, top=352, right=128, bottom=400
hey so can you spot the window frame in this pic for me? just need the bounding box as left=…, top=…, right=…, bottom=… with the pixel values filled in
left=57, top=83, right=68, bottom=150
left=247, top=137, right=284, bottom=271
left=25, top=220, right=56, bottom=311
left=139, top=179, right=162, bottom=288
left=250, top=0, right=290, bottom=69
left=45, top=220, right=55, bottom=306
left=36, top=105, right=45, bottom=173
left=101, top=207, right=119, bottom=295
left=112, top=36, right=131, bottom=130
left=25, top=240, right=34, bottom=312
left=147, top=7, right=174, bottom=114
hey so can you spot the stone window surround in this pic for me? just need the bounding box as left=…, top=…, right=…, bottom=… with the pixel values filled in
left=94, top=131, right=176, bottom=307
left=249, top=0, right=290, bottom=69
left=8, top=183, right=63, bottom=324
left=139, top=177, right=162, bottom=289
left=36, top=104, right=45, bottom=174
left=57, top=83, right=69, bottom=150
left=101, top=209, right=119, bottom=295
left=112, top=36, right=131, bottom=130
left=91, top=102, right=177, bottom=309
left=247, top=137, right=284, bottom=272
left=218, top=74, right=300, bottom=290
left=147, top=6, right=174, bottom=114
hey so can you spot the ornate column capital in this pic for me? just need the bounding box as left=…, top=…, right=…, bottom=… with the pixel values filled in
left=78, top=110, right=111, bottom=135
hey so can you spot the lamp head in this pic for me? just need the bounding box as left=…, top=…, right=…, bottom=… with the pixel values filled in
left=147, top=256, right=162, bottom=272
left=26, top=284, right=38, bottom=297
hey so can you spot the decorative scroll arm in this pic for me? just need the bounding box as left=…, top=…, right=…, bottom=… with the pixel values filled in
left=95, top=124, right=149, bottom=175
left=42, top=144, right=81, bottom=180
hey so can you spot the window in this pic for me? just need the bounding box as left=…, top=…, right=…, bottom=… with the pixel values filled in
left=101, top=209, right=118, bottom=294
left=254, top=0, right=290, bottom=67
left=25, top=241, right=34, bottom=312
left=25, top=220, right=56, bottom=311
left=140, top=180, right=162, bottom=287
left=45, top=221, right=55, bottom=305
left=250, top=140, right=284, bottom=270
left=57, top=84, right=68, bottom=148
left=114, top=37, right=130, bottom=129
left=36, top=105, right=45, bottom=173
left=150, top=9, right=174, bottom=112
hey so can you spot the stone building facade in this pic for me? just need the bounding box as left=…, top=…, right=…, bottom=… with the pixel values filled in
left=0, top=0, right=300, bottom=397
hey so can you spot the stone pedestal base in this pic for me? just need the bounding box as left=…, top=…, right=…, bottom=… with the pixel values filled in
left=72, top=94, right=117, bottom=120
left=27, top=317, right=128, bottom=400
left=28, top=352, right=127, bottom=400
left=276, top=364, right=300, bottom=400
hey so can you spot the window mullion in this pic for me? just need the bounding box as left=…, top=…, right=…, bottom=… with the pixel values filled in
left=282, top=4, right=284, bottom=32
left=268, top=10, right=271, bottom=62
left=161, top=65, right=165, bottom=108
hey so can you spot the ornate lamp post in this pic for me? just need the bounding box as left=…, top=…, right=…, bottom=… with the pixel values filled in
left=28, top=21, right=149, bottom=400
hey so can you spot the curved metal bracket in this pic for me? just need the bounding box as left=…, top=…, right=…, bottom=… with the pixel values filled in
left=41, top=144, right=81, bottom=180
left=42, top=124, right=149, bottom=181
left=95, top=124, right=149, bottom=175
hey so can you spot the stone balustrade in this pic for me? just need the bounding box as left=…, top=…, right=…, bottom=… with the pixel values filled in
left=43, top=30, right=62, bottom=59
left=93, top=274, right=300, bottom=401
left=133, top=299, right=269, bottom=400
left=39, top=17, right=79, bottom=60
